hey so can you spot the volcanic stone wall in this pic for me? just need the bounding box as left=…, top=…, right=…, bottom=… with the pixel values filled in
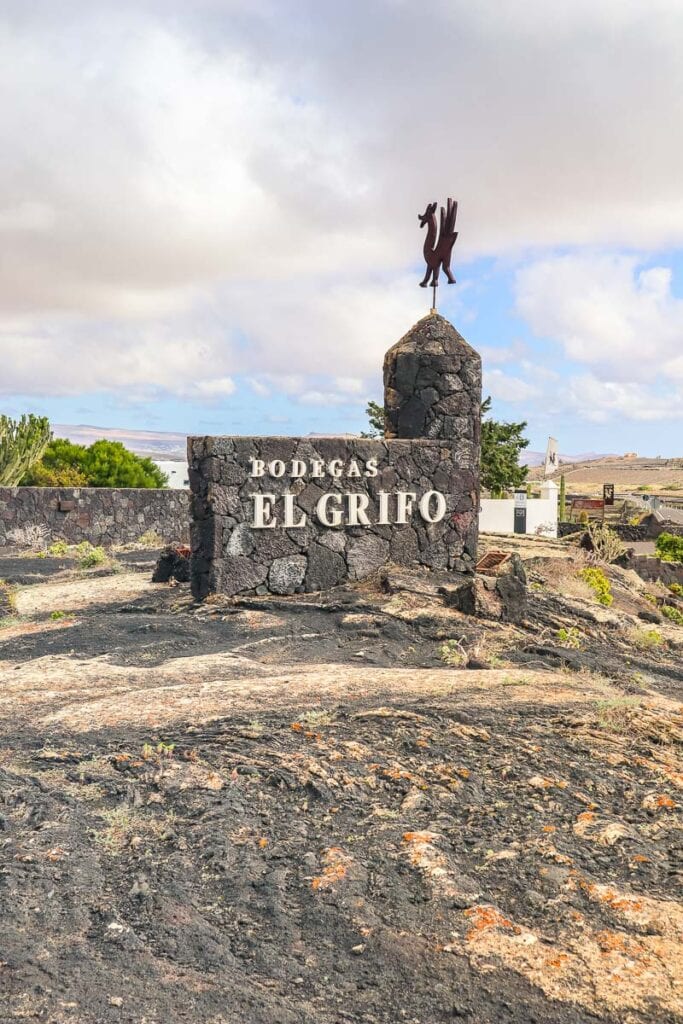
left=189, top=436, right=479, bottom=599
left=0, top=487, right=190, bottom=547
left=383, top=313, right=481, bottom=443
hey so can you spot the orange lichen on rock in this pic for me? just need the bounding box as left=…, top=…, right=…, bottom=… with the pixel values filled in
left=311, top=847, right=352, bottom=891
left=464, top=905, right=516, bottom=941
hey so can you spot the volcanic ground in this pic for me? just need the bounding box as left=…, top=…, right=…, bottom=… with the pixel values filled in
left=0, top=535, right=681, bottom=1024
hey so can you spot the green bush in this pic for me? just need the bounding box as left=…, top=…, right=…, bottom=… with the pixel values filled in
left=656, top=533, right=683, bottom=563
left=48, top=540, right=69, bottom=556
left=669, top=583, right=683, bottom=596
left=579, top=567, right=613, bottom=606
left=22, top=437, right=168, bottom=488
left=662, top=605, right=683, bottom=626
left=631, top=628, right=664, bottom=650
left=77, top=543, right=108, bottom=568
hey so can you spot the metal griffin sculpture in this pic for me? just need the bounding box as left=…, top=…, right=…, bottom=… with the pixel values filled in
left=418, top=197, right=458, bottom=311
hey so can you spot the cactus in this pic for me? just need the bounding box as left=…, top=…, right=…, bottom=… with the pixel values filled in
left=559, top=474, right=566, bottom=523
left=0, top=415, right=52, bottom=486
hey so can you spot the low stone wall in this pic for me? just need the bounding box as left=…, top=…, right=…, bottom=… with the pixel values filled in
left=624, top=554, right=683, bottom=587
left=189, top=436, right=479, bottom=599
left=0, top=487, right=190, bottom=547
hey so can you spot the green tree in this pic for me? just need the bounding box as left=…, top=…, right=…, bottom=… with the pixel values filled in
left=82, top=441, right=168, bottom=488
left=480, top=397, right=529, bottom=496
left=360, top=400, right=385, bottom=439
left=22, top=438, right=88, bottom=485
left=0, top=414, right=52, bottom=486
left=22, top=438, right=168, bottom=488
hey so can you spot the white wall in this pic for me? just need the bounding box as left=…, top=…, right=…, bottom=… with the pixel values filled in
left=479, top=482, right=558, bottom=538
left=153, top=460, right=189, bottom=489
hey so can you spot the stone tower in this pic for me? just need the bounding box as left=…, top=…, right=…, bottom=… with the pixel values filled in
left=383, top=312, right=482, bottom=447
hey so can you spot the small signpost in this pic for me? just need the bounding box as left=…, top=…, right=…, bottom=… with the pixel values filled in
left=513, top=490, right=527, bottom=534
left=603, top=483, right=615, bottom=506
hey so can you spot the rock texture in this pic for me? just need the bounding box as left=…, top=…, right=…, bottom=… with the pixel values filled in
left=383, top=312, right=482, bottom=446
left=188, top=436, right=479, bottom=599
left=0, top=487, right=189, bottom=548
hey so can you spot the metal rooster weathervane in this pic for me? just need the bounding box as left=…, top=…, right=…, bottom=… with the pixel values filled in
left=418, top=197, right=458, bottom=312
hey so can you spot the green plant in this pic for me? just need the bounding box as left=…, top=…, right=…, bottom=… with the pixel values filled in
left=669, top=583, right=683, bottom=596
left=136, top=529, right=164, bottom=548
left=643, top=592, right=658, bottom=605
left=0, top=414, right=52, bottom=485
left=559, top=475, right=566, bottom=523
left=656, top=533, right=683, bottom=563
left=78, top=544, right=107, bottom=568
left=22, top=437, right=168, bottom=489
left=662, top=605, right=683, bottom=626
left=630, top=628, right=664, bottom=650
left=439, top=638, right=467, bottom=666
left=628, top=515, right=643, bottom=527
left=360, top=400, right=385, bottom=439
left=48, top=540, right=69, bottom=556
left=578, top=567, right=613, bottom=606
left=556, top=627, right=582, bottom=649
left=636, top=484, right=652, bottom=492
left=49, top=610, right=66, bottom=620
left=578, top=510, right=589, bottom=525
left=586, top=523, right=625, bottom=563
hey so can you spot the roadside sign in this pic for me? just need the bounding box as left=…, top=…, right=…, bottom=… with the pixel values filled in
left=513, top=490, right=527, bottom=534
left=603, top=483, right=615, bottom=505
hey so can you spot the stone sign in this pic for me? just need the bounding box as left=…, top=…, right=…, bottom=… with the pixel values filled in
left=189, top=312, right=482, bottom=599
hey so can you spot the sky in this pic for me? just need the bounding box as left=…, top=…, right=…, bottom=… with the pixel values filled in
left=1, top=0, right=683, bottom=455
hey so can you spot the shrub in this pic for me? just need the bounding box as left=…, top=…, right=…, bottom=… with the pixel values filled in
left=439, top=639, right=467, bottom=666
left=656, top=533, right=683, bottom=563
left=556, top=627, right=582, bottom=649
left=23, top=437, right=168, bottom=488
left=586, top=523, right=624, bottom=563
left=669, top=583, right=683, bottom=596
left=662, top=605, right=683, bottom=626
left=579, top=567, right=613, bottom=606
left=48, top=540, right=69, bottom=556
left=76, top=543, right=108, bottom=568
left=49, top=610, right=66, bottom=620
left=630, top=628, right=664, bottom=650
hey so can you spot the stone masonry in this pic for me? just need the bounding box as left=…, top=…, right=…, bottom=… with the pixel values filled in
left=383, top=312, right=481, bottom=443
left=0, top=487, right=190, bottom=548
left=188, top=436, right=479, bottom=600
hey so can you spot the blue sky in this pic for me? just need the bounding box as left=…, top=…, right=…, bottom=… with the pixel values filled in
left=1, top=1, right=682, bottom=456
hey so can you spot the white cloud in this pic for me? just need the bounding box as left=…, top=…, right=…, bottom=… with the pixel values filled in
left=515, top=253, right=683, bottom=383
left=565, top=374, right=683, bottom=422
left=484, top=369, right=540, bottom=403
left=1, top=2, right=683, bottom=408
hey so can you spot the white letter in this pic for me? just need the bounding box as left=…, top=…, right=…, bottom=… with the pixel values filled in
left=250, top=459, right=265, bottom=478
left=316, top=493, right=343, bottom=527
left=328, top=459, right=343, bottom=478
left=396, top=491, right=417, bottom=524
left=252, top=493, right=277, bottom=529
left=283, top=493, right=307, bottom=528
left=291, top=459, right=307, bottom=478
left=347, top=460, right=361, bottom=478
left=364, top=458, right=378, bottom=478
left=346, top=492, right=371, bottom=526
left=268, top=460, right=285, bottom=478
left=311, top=459, right=325, bottom=478
left=419, top=490, right=447, bottom=523
left=378, top=491, right=391, bottom=525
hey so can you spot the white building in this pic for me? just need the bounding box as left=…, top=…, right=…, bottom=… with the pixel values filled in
left=154, top=460, right=189, bottom=489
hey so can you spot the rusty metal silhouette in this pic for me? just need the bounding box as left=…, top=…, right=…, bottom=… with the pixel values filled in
left=418, top=198, right=458, bottom=310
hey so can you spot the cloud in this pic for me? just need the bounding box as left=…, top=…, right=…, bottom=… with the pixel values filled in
left=514, top=253, right=683, bottom=382
left=565, top=374, right=683, bottom=422
left=483, top=369, right=540, bottom=403
left=1, top=1, right=683, bottom=412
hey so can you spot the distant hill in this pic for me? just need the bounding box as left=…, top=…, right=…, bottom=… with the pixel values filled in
left=521, top=450, right=613, bottom=468
left=54, top=424, right=187, bottom=460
